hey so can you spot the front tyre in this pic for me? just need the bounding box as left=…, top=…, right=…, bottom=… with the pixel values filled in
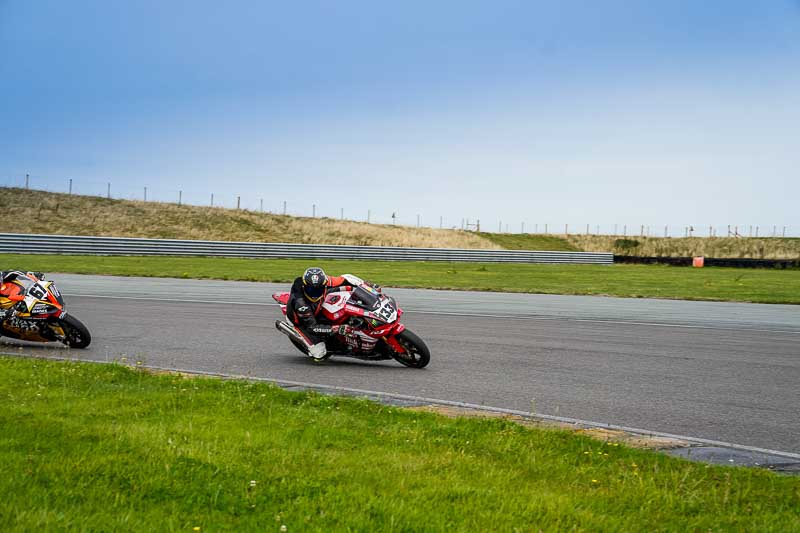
left=391, top=329, right=430, bottom=368
left=59, top=315, right=91, bottom=349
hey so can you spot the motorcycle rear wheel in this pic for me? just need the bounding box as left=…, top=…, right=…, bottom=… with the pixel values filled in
left=59, top=315, right=91, bottom=349
left=391, top=329, right=430, bottom=368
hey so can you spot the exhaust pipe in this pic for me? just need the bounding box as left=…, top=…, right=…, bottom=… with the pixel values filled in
left=275, top=320, right=309, bottom=346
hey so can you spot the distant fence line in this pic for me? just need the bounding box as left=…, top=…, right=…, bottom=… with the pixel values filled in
left=2, top=175, right=794, bottom=238
left=0, top=233, right=614, bottom=264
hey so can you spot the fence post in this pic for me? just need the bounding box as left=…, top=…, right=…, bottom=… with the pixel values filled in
left=144, top=187, right=147, bottom=202
left=522, top=222, right=525, bottom=234
left=283, top=201, right=287, bottom=215
left=68, top=178, right=72, bottom=194
left=783, top=226, right=786, bottom=238
left=107, top=182, right=111, bottom=199
left=477, top=219, right=480, bottom=232
left=585, top=223, right=589, bottom=235
left=312, top=204, right=316, bottom=217
left=664, top=225, right=668, bottom=237
left=499, top=221, right=502, bottom=232
left=340, top=207, right=344, bottom=220
left=179, top=190, right=182, bottom=206
left=260, top=198, right=263, bottom=212
left=755, top=226, right=759, bottom=237
left=614, top=224, right=618, bottom=235
left=596, top=225, right=599, bottom=235
left=545, top=224, right=548, bottom=234
left=25, top=174, right=29, bottom=189
left=368, top=210, right=371, bottom=223
left=623, top=225, right=626, bottom=236
left=417, top=214, right=420, bottom=228
left=440, top=216, right=443, bottom=229
left=565, top=224, right=568, bottom=235
left=773, top=225, right=777, bottom=237
left=211, top=193, right=214, bottom=207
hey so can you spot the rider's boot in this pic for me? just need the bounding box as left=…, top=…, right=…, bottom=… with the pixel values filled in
left=308, top=342, right=327, bottom=361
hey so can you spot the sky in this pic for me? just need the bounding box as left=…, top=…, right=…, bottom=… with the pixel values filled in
left=1, top=1, right=799, bottom=235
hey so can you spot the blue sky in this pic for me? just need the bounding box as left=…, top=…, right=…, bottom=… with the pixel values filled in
left=1, top=1, right=798, bottom=235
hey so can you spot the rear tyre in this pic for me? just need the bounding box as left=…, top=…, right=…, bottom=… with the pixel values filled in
left=391, top=329, right=430, bottom=368
left=59, top=315, right=91, bottom=349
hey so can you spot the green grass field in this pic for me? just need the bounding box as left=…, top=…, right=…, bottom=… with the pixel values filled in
left=2, top=253, right=800, bottom=304
left=2, top=357, right=798, bottom=531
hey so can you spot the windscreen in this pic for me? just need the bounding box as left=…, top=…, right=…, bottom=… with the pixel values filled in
left=348, top=286, right=380, bottom=310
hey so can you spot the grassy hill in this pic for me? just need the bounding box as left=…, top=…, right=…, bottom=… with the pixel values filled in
left=0, top=188, right=499, bottom=249
left=2, top=187, right=797, bottom=258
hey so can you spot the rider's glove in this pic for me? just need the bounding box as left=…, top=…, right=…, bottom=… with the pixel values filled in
left=335, top=325, right=353, bottom=336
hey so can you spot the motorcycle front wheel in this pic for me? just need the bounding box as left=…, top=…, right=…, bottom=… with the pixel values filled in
left=58, top=315, right=92, bottom=349
left=390, top=329, right=430, bottom=368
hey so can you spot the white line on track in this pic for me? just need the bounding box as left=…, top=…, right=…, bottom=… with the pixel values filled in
left=70, top=293, right=800, bottom=334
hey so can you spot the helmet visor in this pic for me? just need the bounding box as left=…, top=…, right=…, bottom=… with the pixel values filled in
left=303, top=284, right=325, bottom=301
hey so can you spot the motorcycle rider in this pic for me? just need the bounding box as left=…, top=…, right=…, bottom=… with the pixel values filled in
left=0, top=270, right=45, bottom=320
left=286, top=267, right=381, bottom=360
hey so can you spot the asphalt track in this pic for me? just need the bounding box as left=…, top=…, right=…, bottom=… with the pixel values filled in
left=2, top=274, right=799, bottom=455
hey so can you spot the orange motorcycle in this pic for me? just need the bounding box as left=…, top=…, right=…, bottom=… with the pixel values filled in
left=0, top=271, right=91, bottom=348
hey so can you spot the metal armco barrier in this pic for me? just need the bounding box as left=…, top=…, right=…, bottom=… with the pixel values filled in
left=0, top=233, right=613, bottom=264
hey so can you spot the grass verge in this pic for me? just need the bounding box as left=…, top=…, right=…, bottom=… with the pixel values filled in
left=2, top=357, right=798, bottom=531
left=2, top=254, right=800, bottom=304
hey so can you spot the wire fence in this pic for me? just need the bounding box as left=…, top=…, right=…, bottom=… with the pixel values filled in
left=2, top=173, right=795, bottom=238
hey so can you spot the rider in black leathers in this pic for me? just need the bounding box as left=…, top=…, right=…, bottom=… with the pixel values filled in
left=286, top=267, right=380, bottom=360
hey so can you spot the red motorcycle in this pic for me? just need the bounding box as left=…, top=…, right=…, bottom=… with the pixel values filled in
left=272, top=279, right=430, bottom=368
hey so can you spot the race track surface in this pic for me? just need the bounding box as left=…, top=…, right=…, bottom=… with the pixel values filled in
left=3, top=274, right=799, bottom=454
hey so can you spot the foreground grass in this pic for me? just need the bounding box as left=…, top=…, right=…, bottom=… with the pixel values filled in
left=1, top=357, right=798, bottom=531
left=2, top=254, right=800, bottom=304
